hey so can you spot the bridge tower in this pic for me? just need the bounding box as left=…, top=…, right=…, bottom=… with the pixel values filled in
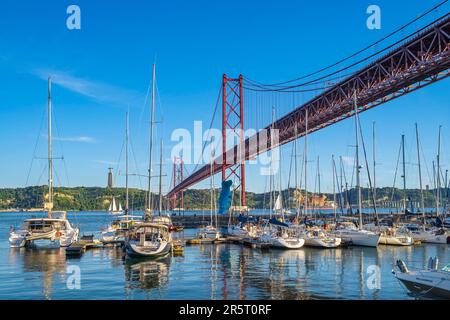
left=222, top=74, right=246, bottom=208
left=171, top=156, right=184, bottom=210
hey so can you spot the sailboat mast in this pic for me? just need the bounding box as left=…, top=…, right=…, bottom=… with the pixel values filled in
left=401, top=134, right=407, bottom=212
left=415, top=123, right=425, bottom=228
left=353, top=92, right=362, bottom=230
left=47, top=77, right=53, bottom=213
left=147, top=64, right=156, bottom=211
left=316, top=156, right=320, bottom=219
left=332, top=155, right=337, bottom=223
left=125, top=112, right=129, bottom=212
left=304, top=109, right=309, bottom=218
left=372, top=122, right=376, bottom=205
left=436, top=125, right=442, bottom=217
left=209, top=144, right=214, bottom=225
left=269, top=107, right=275, bottom=218
left=159, top=140, right=163, bottom=215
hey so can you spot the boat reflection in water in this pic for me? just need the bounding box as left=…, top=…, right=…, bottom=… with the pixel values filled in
left=8, top=247, right=67, bottom=300
left=124, top=256, right=171, bottom=298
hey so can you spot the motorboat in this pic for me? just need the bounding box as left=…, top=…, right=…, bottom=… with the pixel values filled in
left=9, top=211, right=79, bottom=248
left=394, top=257, right=450, bottom=299
left=125, top=223, right=172, bottom=258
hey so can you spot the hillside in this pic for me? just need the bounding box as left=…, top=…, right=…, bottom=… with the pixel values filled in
left=0, top=185, right=447, bottom=211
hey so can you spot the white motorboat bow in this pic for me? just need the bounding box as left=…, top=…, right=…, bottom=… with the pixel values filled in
left=394, top=257, right=450, bottom=299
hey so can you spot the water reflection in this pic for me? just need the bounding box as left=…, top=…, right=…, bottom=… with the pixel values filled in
left=124, top=256, right=171, bottom=299
left=2, top=225, right=449, bottom=300
left=8, top=247, right=66, bottom=299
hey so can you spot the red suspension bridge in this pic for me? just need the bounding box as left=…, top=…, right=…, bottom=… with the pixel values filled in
left=167, top=12, right=450, bottom=207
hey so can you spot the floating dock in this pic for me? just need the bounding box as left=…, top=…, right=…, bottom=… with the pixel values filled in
left=66, top=235, right=103, bottom=256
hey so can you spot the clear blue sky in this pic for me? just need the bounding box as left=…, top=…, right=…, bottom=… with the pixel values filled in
left=0, top=0, right=449, bottom=194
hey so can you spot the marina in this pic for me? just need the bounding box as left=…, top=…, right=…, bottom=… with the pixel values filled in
left=0, top=211, right=449, bottom=300
left=0, top=0, right=450, bottom=304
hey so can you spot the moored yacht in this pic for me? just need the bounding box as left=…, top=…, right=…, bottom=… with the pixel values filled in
left=101, top=215, right=143, bottom=243
left=9, top=78, right=79, bottom=248
left=331, top=93, right=380, bottom=248
left=364, top=223, right=414, bottom=246
left=9, top=211, right=79, bottom=248
left=333, top=221, right=380, bottom=247
left=410, top=227, right=450, bottom=244
left=302, top=227, right=341, bottom=248
left=125, top=223, right=172, bottom=258
left=227, top=214, right=259, bottom=239
left=259, top=218, right=305, bottom=249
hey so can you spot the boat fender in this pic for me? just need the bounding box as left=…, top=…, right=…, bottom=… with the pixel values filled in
left=396, top=260, right=409, bottom=273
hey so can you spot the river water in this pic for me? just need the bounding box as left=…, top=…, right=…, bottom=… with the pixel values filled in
left=0, top=211, right=448, bottom=300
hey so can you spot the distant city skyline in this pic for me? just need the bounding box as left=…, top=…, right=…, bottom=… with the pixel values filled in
left=0, top=0, right=449, bottom=194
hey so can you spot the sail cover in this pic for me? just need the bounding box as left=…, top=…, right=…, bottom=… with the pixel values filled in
left=218, top=180, right=233, bottom=215
left=269, top=217, right=289, bottom=228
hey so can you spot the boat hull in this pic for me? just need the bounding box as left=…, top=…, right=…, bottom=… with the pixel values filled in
left=125, top=241, right=172, bottom=258
left=9, top=228, right=78, bottom=248
left=334, top=230, right=380, bottom=247
left=395, top=271, right=450, bottom=299
left=271, top=237, right=305, bottom=249
left=260, top=234, right=305, bottom=249
left=304, top=236, right=341, bottom=248
left=379, top=235, right=414, bottom=246
left=411, top=230, right=450, bottom=244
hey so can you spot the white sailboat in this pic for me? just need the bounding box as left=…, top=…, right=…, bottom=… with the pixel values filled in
left=149, top=140, right=173, bottom=228
left=410, top=126, right=450, bottom=244
left=303, top=227, right=342, bottom=248
left=124, top=64, right=173, bottom=257
left=332, top=92, right=379, bottom=247
left=198, top=145, right=221, bottom=240
left=102, top=112, right=140, bottom=243
left=300, top=155, right=341, bottom=248
left=259, top=218, right=305, bottom=249
left=108, top=196, right=124, bottom=215
left=363, top=132, right=413, bottom=246
left=257, top=107, right=304, bottom=249
left=9, top=78, right=79, bottom=248
left=125, top=223, right=172, bottom=258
